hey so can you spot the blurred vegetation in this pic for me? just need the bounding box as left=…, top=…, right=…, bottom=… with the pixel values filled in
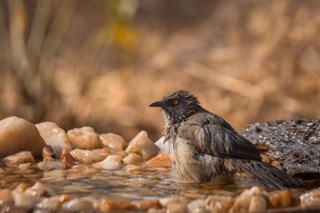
left=1, top=1, right=319, bottom=141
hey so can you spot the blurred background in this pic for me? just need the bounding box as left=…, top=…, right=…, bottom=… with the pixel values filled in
left=1, top=0, right=319, bottom=141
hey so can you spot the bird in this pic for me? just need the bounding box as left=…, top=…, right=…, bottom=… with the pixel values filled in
left=149, top=90, right=302, bottom=189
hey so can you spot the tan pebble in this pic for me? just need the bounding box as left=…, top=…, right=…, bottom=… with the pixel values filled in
left=205, top=195, right=234, bottom=213
left=0, top=116, right=45, bottom=158
left=92, top=148, right=109, bottom=157
left=25, top=182, right=47, bottom=197
left=187, top=198, right=206, bottom=213
left=42, top=145, right=55, bottom=161
left=144, top=153, right=171, bottom=168
left=92, top=155, right=123, bottom=170
left=124, top=165, right=142, bottom=173
left=123, top=153, right=143, bottom=165
left=12, top=190, right=41, bottom=209
left=67, top=126, right=102, bottom=150
left=60, top=149, right=76, bottom=168
left=0, top=188, right=14, bottom=204
left=69, top=148, right=105, bottom=163
left=58, top=194, right=74, bottom=202
left=248, top=195, right=267, bottom=212
left=36, top=121, right=72, bottom=158
left=166, top=202, right=187, bottom=213
left=269, top=189, right=299, bottom=208
left=125, top=131, right=160, bottom=161
left=229, top=186, right=265, bottom=212
left=100, top=133, right=127, bottom=151
left=100, top=198, right=133, bottom=212
left=300, top=187, right=320, bottom=207
left=3, top=151, right=35, bottom=166
left=36, top=196, right=62, bottom=209
left=62, top=198, right=94, bottom=211
left=131, top=199, right=161, bottom=210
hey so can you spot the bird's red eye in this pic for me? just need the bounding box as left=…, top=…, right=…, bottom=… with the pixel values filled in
left=172, top=100, right=179, bottom=106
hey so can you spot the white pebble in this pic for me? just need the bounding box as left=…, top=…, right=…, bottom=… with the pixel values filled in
left=3, top=151, right=35, bottom=166
left=70, top=148, right=105, bottom=163
left=67, top=126, right=102, bottom=150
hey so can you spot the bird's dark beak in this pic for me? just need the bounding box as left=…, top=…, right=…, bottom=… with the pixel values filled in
left=149, top=101, right=163, bottom=108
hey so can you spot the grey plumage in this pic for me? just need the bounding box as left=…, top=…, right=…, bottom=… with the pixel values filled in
left=150, top=90, right=301, bottom=189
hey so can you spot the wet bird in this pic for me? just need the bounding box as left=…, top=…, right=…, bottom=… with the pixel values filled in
left=149, top=90, right=301, bottom=189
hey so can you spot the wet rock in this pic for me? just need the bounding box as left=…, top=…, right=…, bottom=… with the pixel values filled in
left=36, top=196, right=62, bottom=210
left=166, top=202, right=188, bottom=213
left=99, top=198, right=133, bottom=212
left=241, top=119, right=320, bottom=175
left=38, top=160, right=65, bottom=171
left=300, top=187, right=320, bottom=207
left=36, top=122, right=72, bottom=158
left=0, top=188, right=14, bottom=204
left=60, top=149, right=76, bottom=168
left=187, top=199, right=206, bottom=213
left=125, top=131, right=160, bottom=161
left=144, top=153, right=171, bottom=168
left=229, top=186, right=267, bottom=212
left=42, top=145, right=55, bottom=161
left=269, top=189, right=300, bottom=208
left=67, top=126, right=102, bottom=150
left=3, top=151, right=35, bottom=166
left=92, top=154, right=123, bottom=170
left=62, top=197, right=94, bottom=211
left=100, top=133, right=127, bottom=151
left=131, top=199, right=161, bottom=210
left=12, top=190, right=41, bottom=209
left=123, top=153, right=143, bottom=165
left=205, top=195, right=234, bottom=213
left=70, top=148, right=105, bottom=163
left=24, top=182, right=47, bottom=197
left=0, top=116, right=45, bottom=158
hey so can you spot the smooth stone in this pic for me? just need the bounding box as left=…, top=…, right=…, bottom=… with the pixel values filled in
left=187, top=199, right=206, bottom=213
left=100, top=198, right=133, bottom=212
left=205, top=195, right=234, bottom=213
left=300, top=187, right=320, bottom=207
left=3, top=151, right=35, bottom=166
left=248, top=195, right=267, bottom=212
left=123, top=153, right=143, bottom=165
left=25, top=182, right=47, bottom=197
left=166, top=202, right=188, bottom=213
left=36, top=196, right=62, bottom=209
left=92, top=154, right=123, bottom=170
left=131, top=199, right=161, bottom=210
left=100, top=133, right=127, bottom=151
left=36, top=122, right=72, bottom=158
left=67, top=126, right=102, bottom=150
left=69, top=148, right=105, bottom=163
left=125, top=131, right=160, bottom=161
left=62, top=198, right=94, bottom=211
left=38, top=160, right=65, bottom=171
left=60, top=149, right=76, bottom=168
left=0, top=188, right=14, bottom=204
left=12, top=190, right=41, bottom=209
left=144, top=153, right=171, bottom=168
left=269, top=189, right=299, bottom=208
left=0, top=116, right=45, bottom=158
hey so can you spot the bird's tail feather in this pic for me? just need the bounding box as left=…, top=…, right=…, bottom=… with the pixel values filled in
left=238, top=161, right=302, bottom=190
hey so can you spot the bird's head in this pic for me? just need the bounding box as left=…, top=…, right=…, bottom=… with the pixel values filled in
left=149, top=90, right=202, bottom=124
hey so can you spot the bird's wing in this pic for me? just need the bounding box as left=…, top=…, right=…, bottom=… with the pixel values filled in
left=178, top=112, right=262, bottom=161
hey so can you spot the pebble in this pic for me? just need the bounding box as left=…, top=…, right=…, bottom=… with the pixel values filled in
left=123, top=153, right=143, bottom=165
left=92, top=154, right=123, bottom=170
left=42, top=145, right=56, bottom=161
left=36, top=196, right=62, bottom=210
left=38, top=160, right=65, bottom=171
left=67, top=126, right=102, bottom=150
left=99, top=198, right=133, bottom=212
left=69, top=148, right=105, bottom=163
left=3, top=151, right=35, bottom=166
left=125, top=130, right=160, bottom=161
left=248, top=195, right=267, bottom=212
left=205, top=195, right=234, bottom=213
left=0, top=116, right=45, bottom=158
left=229, top=186, right=266, bottom=212
left=60, top=149, right=76, bottom=168
left=12, top=190, right=41, bottom=209
left=100, top=133, right=127, bottom=151
left=144, top=153, right=171, bottom=168
left=36, top=121, right=72, bottom=158
left=166, top=201, right=188, bottom=213
left=269, top=189, right=299, bottom=208
left=131, top=199, right=161, bottom=210
left=187, top=199, right=206, bottom=213
left=62, top=197, right=94, bottom=211
left=300, top=187, right=320, bottom=207
left=0, top=188, right=14, bottom=204
left=24, top=182, right=47, bottom=197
